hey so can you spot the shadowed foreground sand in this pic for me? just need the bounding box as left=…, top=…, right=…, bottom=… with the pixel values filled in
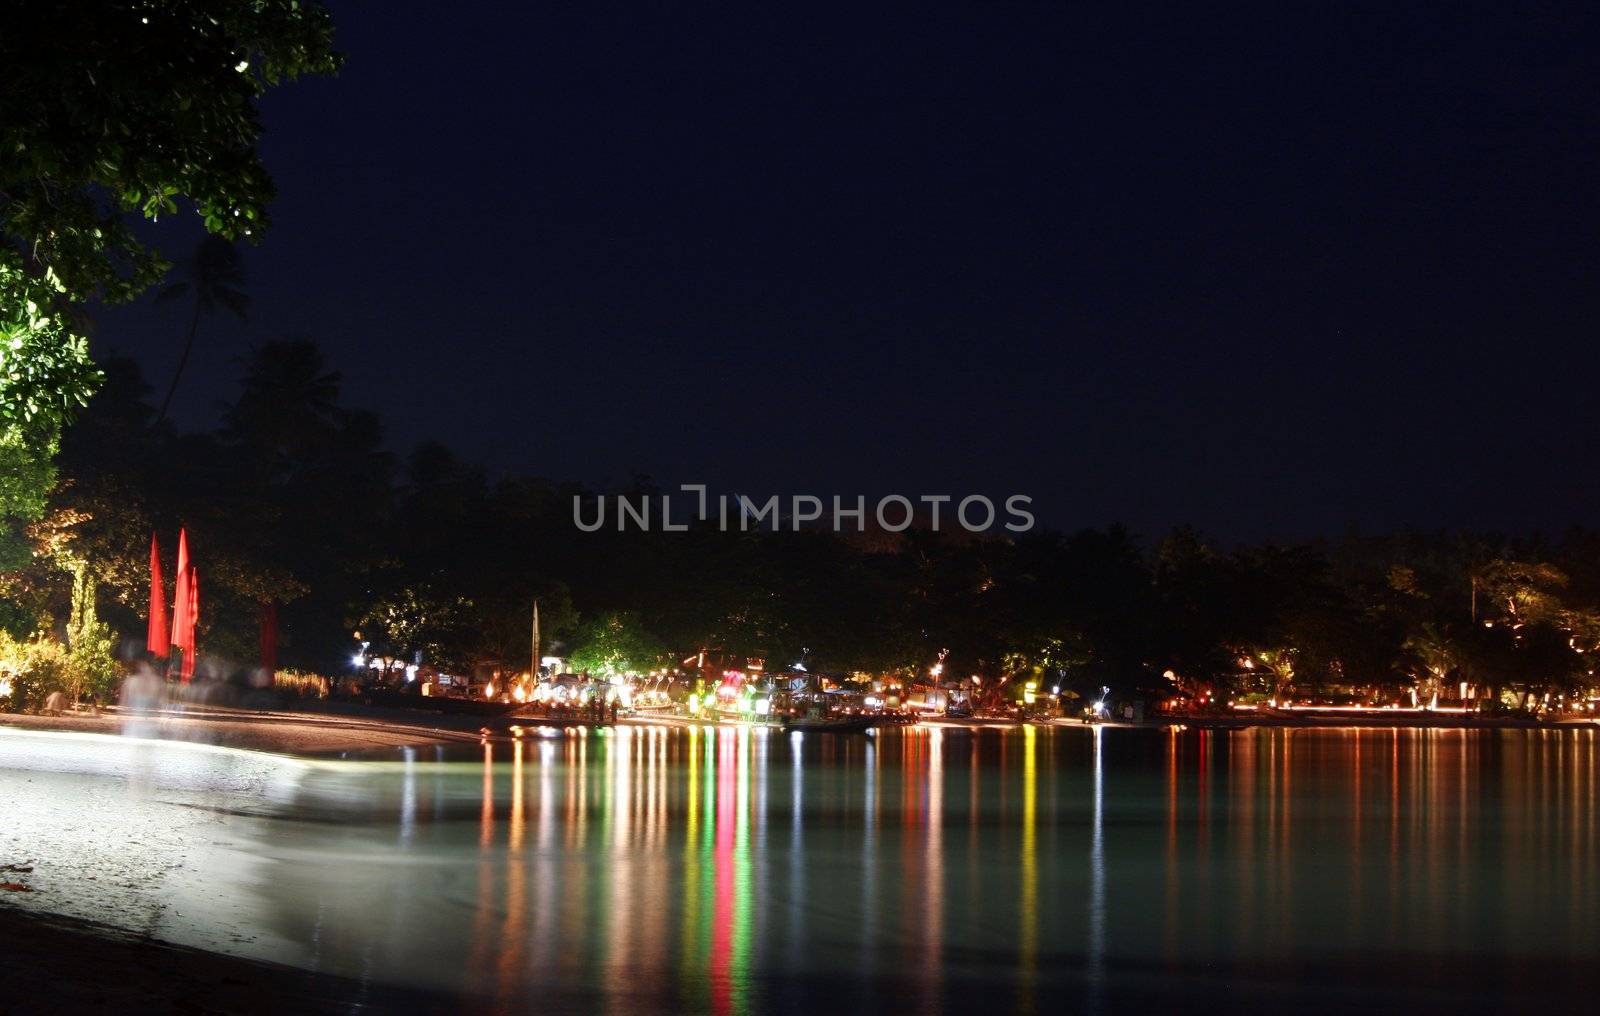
left=0, top=907, right=466, bottom=1015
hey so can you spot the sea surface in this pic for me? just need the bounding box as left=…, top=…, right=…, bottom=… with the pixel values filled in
left=2, top=723, right=1598, bottom=1013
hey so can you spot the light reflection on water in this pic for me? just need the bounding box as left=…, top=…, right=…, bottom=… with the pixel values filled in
left=4, top=725, right=1600, bottom=1011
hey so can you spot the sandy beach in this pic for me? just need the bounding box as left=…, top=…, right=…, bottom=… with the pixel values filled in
left=0, top=710, right=474, bottom=1013
left=0, top=701, right=519, bottom=755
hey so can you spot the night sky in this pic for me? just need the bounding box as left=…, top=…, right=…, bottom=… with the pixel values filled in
left=98, top=2, right=1600, bottom=541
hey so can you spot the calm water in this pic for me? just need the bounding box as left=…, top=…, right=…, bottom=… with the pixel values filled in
left=3, top=724, right=1599, bottom=1013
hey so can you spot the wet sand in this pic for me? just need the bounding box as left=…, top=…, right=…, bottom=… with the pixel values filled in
left=0, top=717, right=487, bottom=1014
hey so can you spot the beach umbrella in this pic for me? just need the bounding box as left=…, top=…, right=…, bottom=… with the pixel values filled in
left=171, top=529, right=194, bottom=677
left=146, top=534, right=169, bottom=658
left=181, top=567, right=200, bottom=681
left=260, top=601, right=278, bottom=675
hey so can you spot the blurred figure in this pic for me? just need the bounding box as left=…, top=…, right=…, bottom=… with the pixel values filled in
left=119, top=661, right=165, bottom=713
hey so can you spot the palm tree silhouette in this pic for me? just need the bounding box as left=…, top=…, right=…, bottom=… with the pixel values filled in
left=222, top=339, right=346, bottom=465
left=154, top=236, right=249, bottom=424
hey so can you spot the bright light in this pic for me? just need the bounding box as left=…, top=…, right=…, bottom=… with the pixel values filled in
left=350, top=652, right=366, bottom=667
left=755, top=698, right=771, bottom=715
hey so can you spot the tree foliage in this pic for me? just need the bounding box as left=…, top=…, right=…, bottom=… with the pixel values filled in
left=569, top=612, right=668, bottom=676
left=0, top=0, right=341, bottom=559
left=2, top=0, right=342, bottom=301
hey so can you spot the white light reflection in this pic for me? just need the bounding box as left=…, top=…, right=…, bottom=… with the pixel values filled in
left=926, top=728, right=944, bottom=1003
left=862, top=734, right=878, bottom=974
left=1088, top=724, right=1106, bottom=1012
left=399, top=745, right=417, bottom=845
left=790, top=728, right=805, bottom=975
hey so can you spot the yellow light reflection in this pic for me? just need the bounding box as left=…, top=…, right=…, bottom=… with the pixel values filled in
left=1020, top=725, right=1037, bottom=1008
left=498, top=739, right=526, bottom=1001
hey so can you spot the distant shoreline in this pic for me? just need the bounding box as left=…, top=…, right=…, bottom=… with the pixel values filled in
left=1083, top=711, right=1600, bottom=732
left=4, top=702, right=1596, bottom=762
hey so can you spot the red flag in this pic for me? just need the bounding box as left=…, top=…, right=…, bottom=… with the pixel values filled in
left=260, top=602, right=279, bottom=675
left=171, top=529, right=194, bottom=676
left=181, top=567, right=199, bottom=680
left=146, top=534, right=169, bottom=658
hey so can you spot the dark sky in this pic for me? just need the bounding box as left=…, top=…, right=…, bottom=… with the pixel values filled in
left=99, top=1, right=1600, bottom=541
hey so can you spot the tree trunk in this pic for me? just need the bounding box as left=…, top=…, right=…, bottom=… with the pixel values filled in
left=154, top=300, right=204, bottom=425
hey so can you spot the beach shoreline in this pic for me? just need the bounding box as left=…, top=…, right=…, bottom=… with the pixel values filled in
left=0, top=701, right=510, bottom=756
left=5, top=702, right=1596, bottom=759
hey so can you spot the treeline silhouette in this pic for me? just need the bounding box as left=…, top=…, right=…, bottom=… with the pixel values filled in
left=15, top=340, right=1600, bottom=709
